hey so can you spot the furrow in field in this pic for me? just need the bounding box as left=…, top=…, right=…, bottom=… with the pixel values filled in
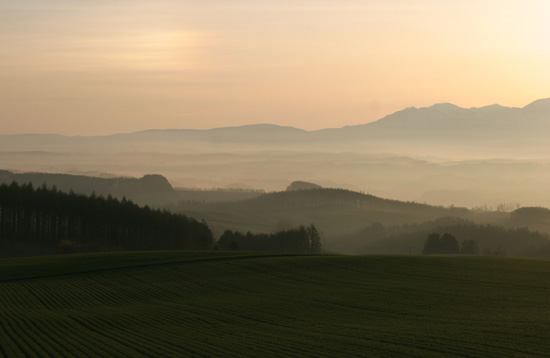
left=2, top=254, right=550, bottom=357
left=35, top=316, right=99, bottom=358
left=0, top=312, right=27, bottom=358
left=141, top=309, right=283, bottom=358
left=3, top=315, right=45, bottom=358
left=93, top=309, right=228, bottom=357
left=71, top=313, right=190, bottom=357
left=66, top=315, right=153, bottom=358
left=172, top=304, right=349, bottom=357
left=57, top=313, right=146, bottom=358
left=15, top=315, right=81, bottom=358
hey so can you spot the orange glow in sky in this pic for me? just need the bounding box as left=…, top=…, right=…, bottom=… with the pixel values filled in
left=0, top=0, right=549, bottom=135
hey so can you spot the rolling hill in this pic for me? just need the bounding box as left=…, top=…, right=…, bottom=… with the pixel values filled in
left=173, top=187, right=471, bottom=237
left=1, top=251, right=549, bottom=357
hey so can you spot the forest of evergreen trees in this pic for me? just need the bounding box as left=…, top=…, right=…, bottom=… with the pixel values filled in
left=0, top=182, right=213, bottom=253
left=0, top=170, right=177, bottom=206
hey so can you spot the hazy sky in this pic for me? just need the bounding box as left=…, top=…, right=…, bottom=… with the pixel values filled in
left=1, top=0, right=549, bottom=135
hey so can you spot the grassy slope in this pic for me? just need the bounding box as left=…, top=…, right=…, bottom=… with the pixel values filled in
left=1, top=252, right=550, bottom=357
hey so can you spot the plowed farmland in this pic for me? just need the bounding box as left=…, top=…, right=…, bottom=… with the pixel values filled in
left=1, top=252, right=549, bottom=357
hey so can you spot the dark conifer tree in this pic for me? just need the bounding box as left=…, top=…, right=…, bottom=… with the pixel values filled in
left=0, top=182, right=213, bottom=252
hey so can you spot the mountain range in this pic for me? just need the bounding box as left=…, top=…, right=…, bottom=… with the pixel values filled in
left=1, top=98, right=549, bottom=207
left=1, top=98, right=549, bottom=157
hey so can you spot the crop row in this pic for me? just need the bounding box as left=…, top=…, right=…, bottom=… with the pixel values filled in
left=1, top=255, right=550, bottom=357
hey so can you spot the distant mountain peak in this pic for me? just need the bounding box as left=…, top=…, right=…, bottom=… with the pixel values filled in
left=236, top=123, right=298, bottom=129
left=140, top=174, right=174, bottom=192
left=286, top=181, right=322, bottom=191
left=523, top=97, right=550, bottom=112
left=140, top=123, right=306, bottom=133
left=426, top=103, right=462, bottom=110
left=482, top=103, right=504, bottom=109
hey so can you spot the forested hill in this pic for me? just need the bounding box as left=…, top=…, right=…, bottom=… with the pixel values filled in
left=174, top=188, right=471, bottom=236
left=0, top=170, right=176, bottom=206
left=179, top=188, right=469, bottom=215
left=0, top=182, right=213, bottom=257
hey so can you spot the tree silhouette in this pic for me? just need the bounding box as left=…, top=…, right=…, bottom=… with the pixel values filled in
left=422, top=232, right=459, bottom=255
left=217, top=225, right=323, bottom=253
left=0, top=181, right=213, bottom=252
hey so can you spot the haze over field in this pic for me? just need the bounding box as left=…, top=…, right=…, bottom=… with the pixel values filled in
left=2, top=1, right=549, bottom=207
left=2, top=2, right=550, bottom=355
left=2, top=98, right=550, bottom=208
left=2, top=1, right=550, bottom=210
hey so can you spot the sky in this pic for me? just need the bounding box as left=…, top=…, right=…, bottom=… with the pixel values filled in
left=1, top=0, right=549, bottom=135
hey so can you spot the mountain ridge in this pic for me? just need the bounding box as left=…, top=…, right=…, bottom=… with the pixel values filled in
left=1, top=98, right=549, bottom=165
left=1, top=98, right=548, bottom=137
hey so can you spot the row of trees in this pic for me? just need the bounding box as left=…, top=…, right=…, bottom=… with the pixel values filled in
left=217, top=224, right=322, bottom=253
left=422, top=233, right=478, bottom=255
left=0, top=182, right=213, bottom=251
left=334, top=216, right=549, bottom=257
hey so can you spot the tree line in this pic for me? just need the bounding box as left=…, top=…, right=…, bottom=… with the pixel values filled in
left=0, top=181, right=213, bottom=252
left=422, top=233, right=479, bottom=255
left=217, top=224, right=322, bottom=253
left=334, top=216, right=550, bottom=257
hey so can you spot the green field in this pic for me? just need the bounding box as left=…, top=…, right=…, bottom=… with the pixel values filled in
left=1, top=252, right=550, bottom=357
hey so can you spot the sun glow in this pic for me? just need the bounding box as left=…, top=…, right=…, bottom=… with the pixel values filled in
left=103, top=31, right=205, bottom=71
left=55, top=30, right=207, bottom=72
left=1, top=0, right=549, bottom=135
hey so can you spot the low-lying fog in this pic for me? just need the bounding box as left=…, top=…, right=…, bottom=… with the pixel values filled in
left=2, top=99, right=549, bottom=208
